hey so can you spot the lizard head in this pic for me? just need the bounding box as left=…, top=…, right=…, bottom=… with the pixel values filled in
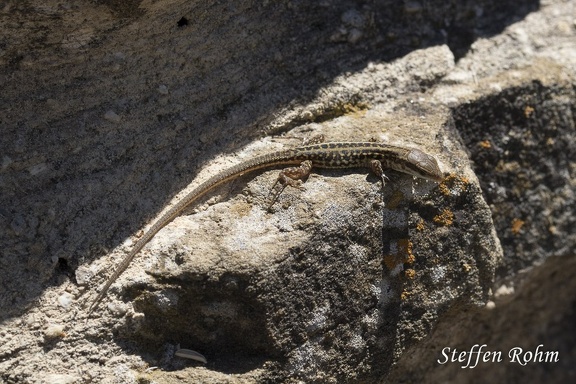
left=405, top=149, right=444, bottom=182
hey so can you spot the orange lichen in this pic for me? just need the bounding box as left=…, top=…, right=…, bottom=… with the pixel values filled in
left=479, top=140, right=492, bottom=149
left=438, top=173, right=469, bottom=196
left=438, top=182, right=450, bottom=196
left=433, top=208, right=454, bottom=226
left=416, top=218, right=426, bottom=231
left=383, top=239, right=414, bottom=270
left=342, top=102, right=369, bottom=116
left=399, top=239, right=415, bottom=264
left=511, top=218, right=525, bottom=235
left=400, top=290, right=412, bottom=300
left=404, top=268, right=416, bottom=279
left=524, top=105, right=534, bottom=118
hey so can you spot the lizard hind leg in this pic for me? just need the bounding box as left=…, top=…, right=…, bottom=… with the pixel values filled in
left=267, top=160, right=313, bottom=211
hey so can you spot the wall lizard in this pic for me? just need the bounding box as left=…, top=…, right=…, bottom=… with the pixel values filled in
left=88, top=141, right=443, bottom=312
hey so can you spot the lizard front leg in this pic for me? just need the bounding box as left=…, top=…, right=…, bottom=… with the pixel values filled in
left=369, top=159, right=390, bottom=188
left=268, top=160, right=313, bottom=210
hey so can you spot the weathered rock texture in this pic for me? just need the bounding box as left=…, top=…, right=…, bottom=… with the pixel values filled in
left=0, top=0, right=574, bottom=383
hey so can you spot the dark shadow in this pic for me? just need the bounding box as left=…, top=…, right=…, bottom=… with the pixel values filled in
left=120, top=272, right=275, bottom=374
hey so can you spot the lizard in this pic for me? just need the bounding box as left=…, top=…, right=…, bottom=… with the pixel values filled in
left=88, top=141, right=443, bottom=312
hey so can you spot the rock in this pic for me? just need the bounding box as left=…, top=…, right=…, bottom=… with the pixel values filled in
left=0, top=0, right=573, bottom=382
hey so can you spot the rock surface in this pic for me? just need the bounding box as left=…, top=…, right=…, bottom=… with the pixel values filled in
left=0, top=0, right=574, bottom=383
